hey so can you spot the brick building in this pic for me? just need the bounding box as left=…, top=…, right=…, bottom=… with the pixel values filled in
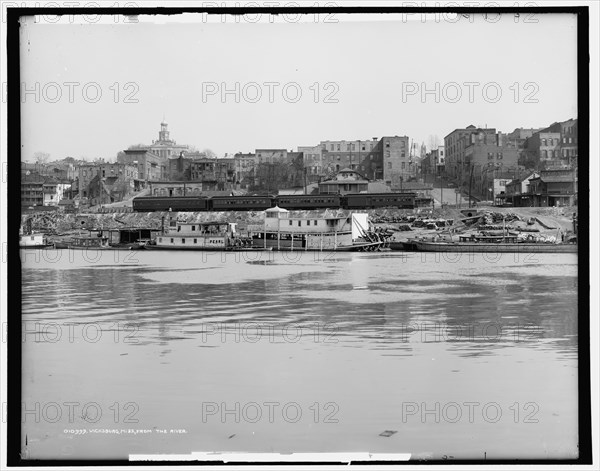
left=233, top=152, right=257, bottom=189
left=78, top=162, right=139, bottom=198
left=119, top=149, right=165, bottom=183
left=190, top=158, right=236, bottom=191
left=444, top=125, right=497, bottom=181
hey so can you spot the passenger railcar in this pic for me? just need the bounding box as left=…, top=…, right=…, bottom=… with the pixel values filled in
left=344, top=192, right=416, bottom=209
left=132, top=191, right=419, bottom=212
left=210, top=196, right=274, bottom=211
left=132, top=196, right=208, bottom=212
left=275, top=195, right=341, bottom=210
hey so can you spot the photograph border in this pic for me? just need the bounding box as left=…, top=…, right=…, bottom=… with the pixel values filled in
left=6, top=3, right=592, bottom=467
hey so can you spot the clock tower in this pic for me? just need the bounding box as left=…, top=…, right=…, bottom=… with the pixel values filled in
left=159, top=120, right=170, bottom=143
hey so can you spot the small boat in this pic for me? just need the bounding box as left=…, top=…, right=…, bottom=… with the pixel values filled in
left=68, top=236, right=111, bottom=250
left=109, top=239, right=152, bottom=250
left=20, top=233, right=53, bottom=249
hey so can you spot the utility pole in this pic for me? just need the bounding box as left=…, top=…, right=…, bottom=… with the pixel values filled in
left=468, top=164, right=474, bottom=208
left=304, top=166, right=307, bottom=195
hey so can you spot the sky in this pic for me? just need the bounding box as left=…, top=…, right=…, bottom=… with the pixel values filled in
left=18, top=12, right=578, bottom=162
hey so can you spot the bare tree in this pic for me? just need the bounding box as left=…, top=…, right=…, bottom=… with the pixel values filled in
left=202, top=148, right=217, bottom=159
left=427, top=135, right=440, bottom=151
left=33, top=151, right=50, bottom=164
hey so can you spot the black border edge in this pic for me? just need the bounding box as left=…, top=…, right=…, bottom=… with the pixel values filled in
left=6, top=4, right=592, bottom=467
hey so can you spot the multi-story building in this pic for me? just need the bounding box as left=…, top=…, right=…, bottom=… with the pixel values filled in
left=119, top=149, right=166, bottom=183
left=21, top=174, right=72, bottom=207
left=541, top=118, right=578, bottom=166
left=444, top=125, right=497, bottom=181
left=167, top=152, right=193, bottom=180
left=319, top=138, right=381, bottom=179
left=233, top=152, right=257, bottom=189
left=78, top=162, right=139, bottom=198
left=420, top=145, right=445, bottom=177
left=43, top=180, right=71, bottom=206
left=297, top=145, right=323, bottom=183
left=381, top=136, right=411, bottom=188
left=525, top=131, right=562, bottom=166
left=189, top=158, right=236, bottom=191
left=21, top=181, right=44, bottom=207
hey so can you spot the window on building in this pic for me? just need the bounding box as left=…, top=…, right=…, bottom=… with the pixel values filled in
left=307, top=220, right=310, bottom=226
left=298, top=221, right=301, bottom=227
left=289, top=220, right=293, bottom=226
left=542, top=139, right=546, bottom=146
left=337, top=144, right=340, bottom=151
left=194, top=239, right=197, bottom=244
left=170, top=238, right=174, bottom=243
left=401, top=162, right=405, bottom=169
left=182, top=239, right=186, bottom=244
left=386, top=142, right=390, bottom=148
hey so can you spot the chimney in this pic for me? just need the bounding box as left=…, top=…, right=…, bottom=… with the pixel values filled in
left=372, top=137, right=378, bottom=141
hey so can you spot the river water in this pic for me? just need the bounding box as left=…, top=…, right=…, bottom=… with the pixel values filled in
left=20, top=248, right=579, bottom=461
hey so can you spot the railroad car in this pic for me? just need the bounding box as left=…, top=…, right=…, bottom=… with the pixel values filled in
left=209, top=196, right=274, bottom=211
left=343, top=192, right=416, bottom=209
left=275, top=194, right=341, bottom=210
left=415, top=197, right=434, bottom=208
left=132, top=196, right=208, bottom=212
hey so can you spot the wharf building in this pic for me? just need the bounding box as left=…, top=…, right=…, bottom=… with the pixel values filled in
left=505, top=169, right=577, bottom=207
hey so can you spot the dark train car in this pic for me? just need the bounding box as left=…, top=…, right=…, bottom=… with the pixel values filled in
left=132, top=196, right=208, bottom=212
left=415, top=196, right=434, bottom=208
left=209, top=196, right=274, bottom=211
left=275, top=194, right=341, bottom=210
left=343, top=192, right=416, bottom=209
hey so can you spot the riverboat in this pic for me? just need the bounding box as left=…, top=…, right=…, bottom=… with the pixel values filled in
left=19, top=233, right=53, bottom=249
left=144, top=221, right=264, bottom=251
left=247, top=206, right=390, bottom=251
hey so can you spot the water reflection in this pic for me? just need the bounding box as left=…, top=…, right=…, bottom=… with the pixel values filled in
left=20, top=250, right=578, bottom=459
